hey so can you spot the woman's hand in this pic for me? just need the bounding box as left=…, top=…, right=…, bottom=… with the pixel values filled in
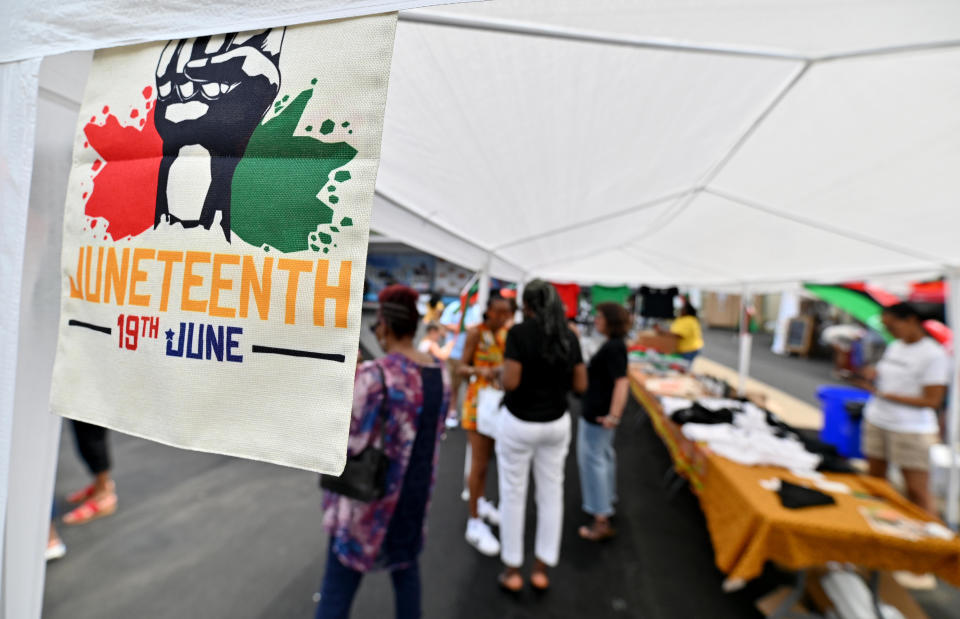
left=598, top=415, right=621, bottom=429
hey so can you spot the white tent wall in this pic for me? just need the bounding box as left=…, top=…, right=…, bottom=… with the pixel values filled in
left=0, top=57, right=41, bottom=604
left=3, top=51, right=90, bottom=619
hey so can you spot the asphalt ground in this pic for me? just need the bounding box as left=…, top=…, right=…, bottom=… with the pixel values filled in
left=44, top=328, right=959, bottom=618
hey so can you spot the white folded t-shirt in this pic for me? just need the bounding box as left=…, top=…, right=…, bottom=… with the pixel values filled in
left=864, top=337, right=950, bottom=434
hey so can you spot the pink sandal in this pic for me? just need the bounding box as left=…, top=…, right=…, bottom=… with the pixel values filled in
left=63, top=494, right=117, bottom=525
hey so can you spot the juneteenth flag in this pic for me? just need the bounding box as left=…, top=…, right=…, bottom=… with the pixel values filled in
left=50, top=16, right=398, bottom=473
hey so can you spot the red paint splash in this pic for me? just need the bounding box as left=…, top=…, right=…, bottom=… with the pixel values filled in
left=84, top=91, right=162, bottom=240
left=130, top=109, right=139, bottom=119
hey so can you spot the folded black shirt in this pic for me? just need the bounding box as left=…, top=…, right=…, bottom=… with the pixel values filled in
left=777, top=480, right=836, bottom=509
left=670, top=402, right=735, bottom=425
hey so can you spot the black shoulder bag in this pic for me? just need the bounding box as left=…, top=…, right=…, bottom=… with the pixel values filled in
left=319, top=364, right=391, bottom=501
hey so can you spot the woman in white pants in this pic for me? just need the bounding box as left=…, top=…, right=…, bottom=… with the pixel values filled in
left=496, top=280, right=587, bottom=592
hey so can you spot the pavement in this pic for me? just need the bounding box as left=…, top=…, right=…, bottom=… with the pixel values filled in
left=44, top=328, right=959, bottom=618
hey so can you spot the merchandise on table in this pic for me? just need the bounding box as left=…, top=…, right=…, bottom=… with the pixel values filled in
left=627, top=347, right=690, bottom=375
left=661, top=396, right=859, bottom=475
left=638, top=286, right=678, bottom=319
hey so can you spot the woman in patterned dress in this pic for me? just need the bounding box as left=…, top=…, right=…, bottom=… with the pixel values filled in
left=459, top=295, right=513, bottom=556
left=317, top=285, right=451, bottom=619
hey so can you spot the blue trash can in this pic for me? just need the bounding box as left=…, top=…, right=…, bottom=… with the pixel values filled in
left=816, top=385, right=871, bottom=458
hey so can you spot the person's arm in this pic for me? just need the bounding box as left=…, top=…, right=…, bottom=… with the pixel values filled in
left=571, top=363, right=588, bottom=394
left=502, top=359, right=522, bottom=391
left=428, top=339, right=455, bottom=361
left=878, top=385, right=947, bottom=409
left=599, top=377, right=630, bottom=429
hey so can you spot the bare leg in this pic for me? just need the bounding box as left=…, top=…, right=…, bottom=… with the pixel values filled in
left=92, top=471, right=115, bottom=500
left=867, top=457, right=888, bottom=479
left=467, top=431, right=494, bottom=519
left=902, top=468, right=936, bottom=517
left=463, top=441, right=472, bottom=494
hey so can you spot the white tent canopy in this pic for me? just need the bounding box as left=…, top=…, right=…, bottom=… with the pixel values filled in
left=374, top=0, right=960, bottom=285
left=3, top=2, right=960, bottom=617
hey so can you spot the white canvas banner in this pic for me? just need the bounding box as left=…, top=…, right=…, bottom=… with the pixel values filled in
left=50, top=14, right=397, bottom=473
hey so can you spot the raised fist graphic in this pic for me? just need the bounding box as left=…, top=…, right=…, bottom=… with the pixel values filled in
left=154, top=29, right=284, bottom=240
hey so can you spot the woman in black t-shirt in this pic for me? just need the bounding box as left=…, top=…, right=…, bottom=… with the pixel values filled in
left=496, top=280, right=587, bottom=592
left=577, top=302, right=630, bottom=542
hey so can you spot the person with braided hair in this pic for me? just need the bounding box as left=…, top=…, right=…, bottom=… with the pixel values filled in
left=496, top=280, right=587, bottom=592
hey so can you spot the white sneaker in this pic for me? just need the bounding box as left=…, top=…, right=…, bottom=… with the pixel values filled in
left=45, top=540, right=67, bottom=561
left=478, top=497, right=501, bottom=527
left=465, top=518, right=500, bottom=556
left=460, top=488, right=470, bottom=502
left=445, top=415, right=460, bottom=430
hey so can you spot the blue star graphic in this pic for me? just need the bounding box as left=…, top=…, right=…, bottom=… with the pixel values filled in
left=165, top=328, right=175, bottom=341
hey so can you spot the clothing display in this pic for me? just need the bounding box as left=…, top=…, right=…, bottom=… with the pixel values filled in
left=681, top=423, right=823, bottom=472
left=550, top=283, right=581, bottom=319
left=582, top=337, right=628, bottom=424
left=669, top=402, right=735, bottom=426
left=776, top=479, right=837, bottom=509
left=639, top=286, right=679, bottom=319
left=666, top=397, right=828, bottom=473
left=503, top=320, right=583, bottom=423
left=864, top=337, right=950, bottom=434
left=590, top=285, right=632, bottom=308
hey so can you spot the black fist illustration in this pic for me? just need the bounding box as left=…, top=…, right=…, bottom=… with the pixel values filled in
left=154, top=29, right=284, bottom=239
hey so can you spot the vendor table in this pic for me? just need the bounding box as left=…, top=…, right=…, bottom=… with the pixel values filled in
left=629, top=364, right=960, bottom=589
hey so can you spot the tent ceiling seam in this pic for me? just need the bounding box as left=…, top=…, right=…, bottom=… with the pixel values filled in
left=400, top=10, right=809, bottom=61
left=524, top=190, right=694, bottom=273
left=704, top=187, right=950, bottom=266
left=815, top=39, right=960, bottom=63
left=374, top=189, right=526, bottom=275
left=595, top=62, right=813, bottom=256
left=493, top=188, right=691, bottom=250
left=401, top=11, right=960, bottom=63
left=38, top=86, right=80, bottom=112
left=694, top=61, right=811, bottom=190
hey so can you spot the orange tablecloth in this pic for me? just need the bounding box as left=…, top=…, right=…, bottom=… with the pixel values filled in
left=630, top=365, right=960, bottom=586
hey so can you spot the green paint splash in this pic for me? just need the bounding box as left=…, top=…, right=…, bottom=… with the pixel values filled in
left=231, top=88, right=357, bottom=253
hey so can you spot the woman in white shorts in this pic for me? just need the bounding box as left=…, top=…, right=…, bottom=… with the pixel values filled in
left=857, top=302, right=948, bottom=516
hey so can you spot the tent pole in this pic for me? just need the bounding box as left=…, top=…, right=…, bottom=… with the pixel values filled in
left=476, top=254, right=491, bottom=314
left=738, top=285, right=752, bottom=397
left=946, top=270, right=960, bottom=530
left=515, top=276, right=526, bottom=324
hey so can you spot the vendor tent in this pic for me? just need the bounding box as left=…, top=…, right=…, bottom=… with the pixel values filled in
left=3, top=1, right=960, bottom=617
